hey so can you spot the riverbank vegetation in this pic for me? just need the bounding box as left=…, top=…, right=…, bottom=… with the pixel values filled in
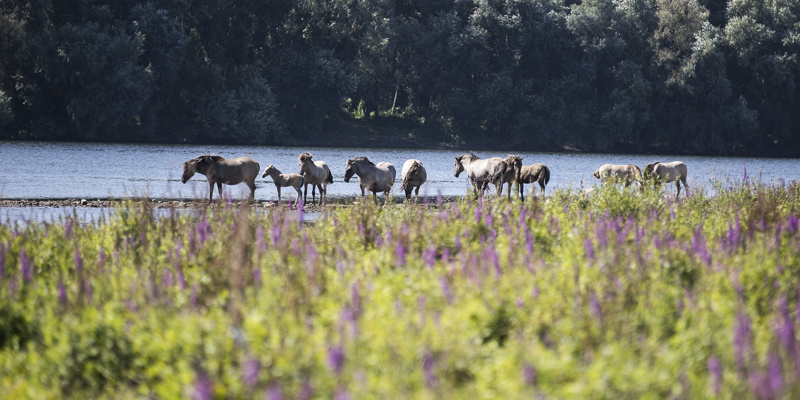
left=2, top=181, right=800, bottom=398
left=1, top=0, right=799, bottom=155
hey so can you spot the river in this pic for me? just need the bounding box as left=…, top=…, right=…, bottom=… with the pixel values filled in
left=1, top=140, right=798, bottom=203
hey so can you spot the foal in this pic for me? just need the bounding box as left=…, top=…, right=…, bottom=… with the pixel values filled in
left=261, top=165, right=305, bottom=207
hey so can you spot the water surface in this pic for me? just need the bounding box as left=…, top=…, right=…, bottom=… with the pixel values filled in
left=1, top=141, right=798, bottom=201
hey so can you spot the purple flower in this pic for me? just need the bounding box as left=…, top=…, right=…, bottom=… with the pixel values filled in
left=327, top=345, right=345, bottom=375
left=707, top=356, right=722, bottom=395
left=0, top=243, right=5, bottom=279
left=242, top=358, right=260, bottom=389
left=487, top=245, right=501, bottom=277
left=58, top=279, right=67, bottom=305
left=20, top=249, right=32, bottom=282
left=395, top=241, right=406, bottom=267
left=423, top=246, right=437, bottom=268
left=193, top=367, right=213, bottom=400
left=523, top=364, right=537, bottom=386
left=267, top=382, right=284, bottom=400
left=589, top=291, right=602, bottom=322
left=422, top=350, right=437, bottom=388
left=767, top=350, right=784, bottom=396
left=440, top=277, right=453, bottom=303
left=334, top=387, right=351, bottom=400
left=585, top=238, right=594, bottom=259
left=351, top=283, right=362, bottom=317
left=298, top=382, right=314, bottom=400
left=734, top=311, right=752, bottom=371
left=789, top=215, right=798, bottom=234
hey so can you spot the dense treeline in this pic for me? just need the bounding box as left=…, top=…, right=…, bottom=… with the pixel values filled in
left=0, top=0, right=798, bottom=155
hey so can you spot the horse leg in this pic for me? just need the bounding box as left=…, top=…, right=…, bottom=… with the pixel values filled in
left=247, top=180, right=256, bottom=202
left=518, top=182, right=524, bottom=202
left=311, top=184, right=317, bottom=204
left=540, top=181, right=546, bottom=198
left=208, top=181, right=215, bottom=203
left=303, top=183, right=308, bottom=204
left=294, top=186, right=302, bottom=207
left=415, top=186, right=420, bottom=203
left=276, top=185, right=282, bottom=204
left=405, top=188, right=412, bottom=201
left=675, top=180, right=681, bottom=200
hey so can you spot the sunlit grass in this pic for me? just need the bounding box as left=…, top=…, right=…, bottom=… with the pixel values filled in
left=2, top=182, right=800, bottom=398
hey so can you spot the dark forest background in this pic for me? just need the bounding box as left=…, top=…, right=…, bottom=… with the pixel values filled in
left=1, top=0, right=798, bottom=155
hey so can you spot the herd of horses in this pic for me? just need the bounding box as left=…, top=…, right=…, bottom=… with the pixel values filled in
left=180, top=152, right=689, bottom=206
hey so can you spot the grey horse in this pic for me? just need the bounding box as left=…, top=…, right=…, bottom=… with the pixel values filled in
left=181, top=155, right=260, bottom=202
left=592, top=164, right=644, bottom=188
left=261, top=165, right=305, bottom=207
left=298, top=152, right=334, bottom=205
left=344, top=157, right=396, bottom=204
left=505, top=155, right=550, bottom=201
left=454, top=153, right=507, bottom=197
left=644, top=161, right=689, bottom=199
left=400, top=159, right=427, bottom=202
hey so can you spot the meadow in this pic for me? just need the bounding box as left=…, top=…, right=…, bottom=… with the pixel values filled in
left=2, top=181, right=800, bottom=399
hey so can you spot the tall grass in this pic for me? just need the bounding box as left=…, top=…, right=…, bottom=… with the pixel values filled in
left=2, top=182, right=800, bottom=399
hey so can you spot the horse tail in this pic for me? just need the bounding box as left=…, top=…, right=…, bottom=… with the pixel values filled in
left=543, top=165, right=550, bottom=185
left=494, top=161, right=508, bottom=185
left=326, top=168, right=334, bottom=184
left=401, top=162, right=419, bottom=190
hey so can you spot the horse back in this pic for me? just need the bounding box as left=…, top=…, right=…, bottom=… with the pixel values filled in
left=211, top=157, right=259, bottom=184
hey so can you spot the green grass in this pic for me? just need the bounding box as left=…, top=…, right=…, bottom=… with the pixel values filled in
left=2, top=182, right=800, bottom=399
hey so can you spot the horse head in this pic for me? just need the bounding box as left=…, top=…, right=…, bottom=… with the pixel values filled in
left=592, top=170, right=600, bottom=179
left=344, top=158, right=357, bottom=183
left=643, top=162, right=660, bottom=180
left=261, top=164, right=276, bottom=178
left=181, top=160, right=196, bottom=183
left=454, top=155, right=466, bottom=177
left=506, top=155, right=523, bottom=181
left=182, top=155, right=221, bottom=183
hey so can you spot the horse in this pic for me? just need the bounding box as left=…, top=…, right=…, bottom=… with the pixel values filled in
left=400, top=159, right=427, bottom=202
left=644, top=161, right=689, bottom=199
left=454, top=153, right=507, bottom=196
left=261, top=165, right=305, bottom=207
left=505, top=155, right=550, bottom=201
left=181, top=155, right=260, bottom=202
left=298, top=152, right=333, bottom=205
left=344, top=157, right=396, bottom=204
left=592, top=164, right=643, bottom=188
left=501, top=155, right=523, bottom=200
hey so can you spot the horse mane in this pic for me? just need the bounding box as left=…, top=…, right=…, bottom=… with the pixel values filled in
left=185, top=154, right=224, bottom=169
left=349, top=156, right=374, bottom=165
left=459, top=153, right=480, bottom=162
left=643, top=162, right=660, bottom=179
left=299, top=152, right=314, bottom=162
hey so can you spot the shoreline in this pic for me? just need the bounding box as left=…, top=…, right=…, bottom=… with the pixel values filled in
left=0, top=195, right=461, bottom=211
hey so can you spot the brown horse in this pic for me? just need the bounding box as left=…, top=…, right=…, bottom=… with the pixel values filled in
left=181, top=155, right=260, bottom=202
left=454, top=153, right=507, bottom=197
left=501, top=155, right=523, bottom=199
left=400, top=159, right=427, bottom=202
left=644, top=161, right=689, bottom=199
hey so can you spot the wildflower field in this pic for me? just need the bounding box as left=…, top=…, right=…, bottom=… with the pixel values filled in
left=2, top=182, right=800, bottom=399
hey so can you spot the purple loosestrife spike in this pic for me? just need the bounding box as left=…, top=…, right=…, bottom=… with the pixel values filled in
left=523, top=364, right=537, bottom=386
left=789, top=215, right=798, bottom=234
left=242, top=358, right=260, bottom=389
left=376, top=236, right=383, bottom=248
left=58, top=279, right=67, bottom=305
left=423, top=246, right=436, bottom=268
left=20, top=249, right=32, bottom=282
left=267, top=382, right=284, bottom=400
left=707, top=356, right=722, bottom=395
left=485, top=209, right=493, bottom=227
left=395, top=242, right=406, bottom=266
left=734, top=311, right=753, bottom=372
left=256, top=226, right=265, bottom=249
left=327, top=345, right=345, bottom=375
left=298, top=382, right=314, bottom=400
left=253, top=268, right=262, bottom=285
left=440, top=277, right=453, bottom=303
left=193, top=367, right=213, bottom=400
left=334, top=387, right=352, bottom=400
left=487, top=245, right=501, bottom=277
left=351, top=284, right=362, bottom=317
left=768, top=349, right=784, bottom=396
left=0, top=243, right=5, bottom=279
left=422, top=350, right=437, bottom=388
left=585, top=238, right=594, bottom=259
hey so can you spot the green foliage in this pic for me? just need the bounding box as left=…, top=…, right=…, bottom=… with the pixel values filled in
left=3, top=183, right=800, bottom=397
left=0, top=0, right=799, bottom=153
